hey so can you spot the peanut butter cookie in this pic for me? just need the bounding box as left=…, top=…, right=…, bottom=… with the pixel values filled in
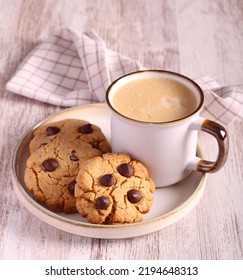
left=24, top=140, right=102, bottom=213
left=75, top=153, right=155, bottom=224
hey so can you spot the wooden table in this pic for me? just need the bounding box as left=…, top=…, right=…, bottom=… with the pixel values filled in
left=0, top=0, right=242, bottom=260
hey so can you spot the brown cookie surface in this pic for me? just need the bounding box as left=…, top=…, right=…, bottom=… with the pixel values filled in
left=29, top=119, right=111, bottom=154
left=24, top=140, right=102, bottom=213
left=75, top=153, right=155, bottom=224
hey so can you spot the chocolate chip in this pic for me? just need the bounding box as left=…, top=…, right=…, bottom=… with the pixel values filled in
left=100, top=174, right=115, bottom=187
left=127, top=189, right=143, bottom=204
left=68, top=180, right=76, bottom=195
left=42, top=158, right=58, bottom=172
left=117, top=163, right=134, bottom=178
left=46, top=126, right=61, bottom=136
left=78, top=124, right=93, bottom=134
left=70, top=150, right=79, bottom=161
left=95, top=196, right=110, bottom=210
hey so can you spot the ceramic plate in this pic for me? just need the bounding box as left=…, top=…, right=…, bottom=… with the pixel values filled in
left=11, top=103, right=207, bottom=239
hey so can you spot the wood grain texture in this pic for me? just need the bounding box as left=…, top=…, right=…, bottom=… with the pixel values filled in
left=0, top=0, right=242, bottom=260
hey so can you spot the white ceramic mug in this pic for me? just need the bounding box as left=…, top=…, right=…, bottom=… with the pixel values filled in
left=106, top=70, right=229, bottom=187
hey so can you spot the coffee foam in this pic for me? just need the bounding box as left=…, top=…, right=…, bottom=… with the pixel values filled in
left=111, top=77, right=197, bottom=122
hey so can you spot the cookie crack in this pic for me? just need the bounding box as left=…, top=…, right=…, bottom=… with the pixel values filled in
left=30, top=168, right=44, bottom=196
left=53, top=142, right=63, bottom=160
left=104, top=158, right=115, bottom=172
left=88, top=171, right=95, bottom=189
left=77, top=170, right=95, bottom=193
left=28, top=168, right=47, bottom=206
left=42, top=171, right=60, bottom=182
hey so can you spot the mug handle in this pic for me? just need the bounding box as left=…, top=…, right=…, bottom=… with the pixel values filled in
left=196, top=119, right=229, bottom=173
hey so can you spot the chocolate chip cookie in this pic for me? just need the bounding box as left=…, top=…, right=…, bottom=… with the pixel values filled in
left=29, top=119, right=111, bottom=154
left=24, top=139, right=102, bottom=213
left=75, top=153, right=155, bottom=224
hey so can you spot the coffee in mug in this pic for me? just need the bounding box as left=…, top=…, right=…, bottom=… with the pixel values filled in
left=112, top=77, right=198, bottom=123
left=106, top=70, right=229, bottom=187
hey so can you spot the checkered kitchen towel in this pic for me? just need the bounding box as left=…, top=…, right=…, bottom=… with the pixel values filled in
left=6, top=29, right=243, bottom=125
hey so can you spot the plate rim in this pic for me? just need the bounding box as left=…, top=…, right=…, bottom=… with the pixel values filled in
left=11, top=103, right=207, bottom=238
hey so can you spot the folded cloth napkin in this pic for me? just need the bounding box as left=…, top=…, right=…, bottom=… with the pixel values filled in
left=6, top=29, right=243, bottom=125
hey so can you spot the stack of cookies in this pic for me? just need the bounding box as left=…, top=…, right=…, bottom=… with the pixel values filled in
left=24, top=119, right=155, bottom=224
